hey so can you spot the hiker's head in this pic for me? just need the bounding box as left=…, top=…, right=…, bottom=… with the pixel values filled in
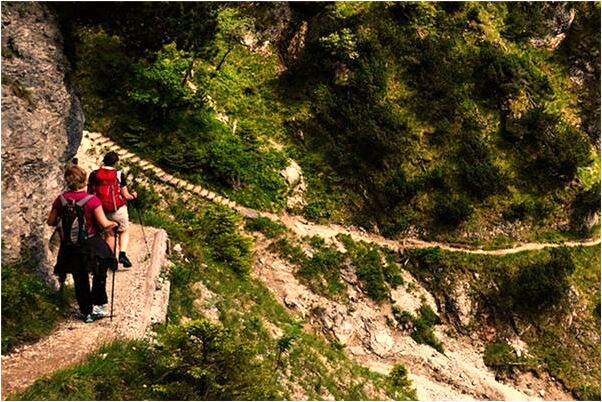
left=64, top=165, right=87, bottom=191
left=103, top=151, right=119, bottom=167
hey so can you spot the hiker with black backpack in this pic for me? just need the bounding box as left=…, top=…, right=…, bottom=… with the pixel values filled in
left=88, top=151, right=137, bottom=268
left=47, top=164, right=118, bottom=323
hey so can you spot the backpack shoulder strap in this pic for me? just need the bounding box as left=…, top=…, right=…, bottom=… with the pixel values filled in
left=59, top=194, right=68, bottom=207
left=76, top=194, right=95, bottom=207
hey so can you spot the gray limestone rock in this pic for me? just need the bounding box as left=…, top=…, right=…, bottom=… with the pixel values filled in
left=1, top=2, right=84, bottom=281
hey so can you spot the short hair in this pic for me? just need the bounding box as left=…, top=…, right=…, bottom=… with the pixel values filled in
left=103, top=151, right=119, bottom=166
left=64, top=165, right=87, bottom=191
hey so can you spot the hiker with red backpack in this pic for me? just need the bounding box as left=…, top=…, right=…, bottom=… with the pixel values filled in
left=88, top=151, right=137, bottom=268
left=47, top=163, right=118, bottom=323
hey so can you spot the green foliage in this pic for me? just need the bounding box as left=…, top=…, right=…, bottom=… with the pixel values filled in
left=244, top=217, right=287, bottom=239
left=503, top=197, right=552, bottom=222
left=391, top=305, right=414, bottom=328
left=457, top=132, right=506, bottom=199
left=1, top=257, right=71, bottom=353
left=411, top=304, right=444, bottom=353
left=392, top=303, right=444, bottom=353
left=433, top=195, right=473, bottom=227
left=151, top=319, right=281, bottom=400
left=570, top=183, right=601, bottom=231
left=339, top=235, right=389, bottom=302
left=199, top=205, right=253, bottom=276
left=483, top=341, right=524, bottom=371
left=129, top=44, right=203, bottom=123
left=474, top=45, right=551, bottom=107
left=13, top=320, right=282, bottom=401
left=389, top=364, right=412, bottom=388
left=499, top=247, right=576, bottom=317
left=270, top=237, right=307, bottom=264
left=297, top=248, right=346, bottom=300
left=506, top=108, right=592, bottom=187
left=276, top=321, right=304, bottom=366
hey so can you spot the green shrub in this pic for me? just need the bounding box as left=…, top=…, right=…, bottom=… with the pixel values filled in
left=244, top=217, right=287, bottom=239
left=434, top=195, right=473, bottom=227
left=570, top=183, right=601, bottom=231
left=410, top=304, right=444, bottom=353
left=14, top=320, right=282, bottom=401
left=298, top=249, right=346, bottom=299
left=151, top=319, right=281, bottom=400
left=270, top=238, right=307, bottom=264
left=483, top=341, right=522, bottom=371
left=389, top=364, right=412, bottom=387
left=392, top=306, right=414, bottom=328
left=199, top=205, right=253, bottom=275
left=457, top=133, right=506, bottom=199
left=501, top=247, right=576, bottom=316
left=339, top=236, right=389, bottom=302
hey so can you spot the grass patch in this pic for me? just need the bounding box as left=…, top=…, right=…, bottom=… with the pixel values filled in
left=1, top=256, right=73, bottom=353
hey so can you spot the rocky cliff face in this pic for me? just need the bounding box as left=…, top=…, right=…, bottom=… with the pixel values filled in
left=1, top=2, right=83, bottom=277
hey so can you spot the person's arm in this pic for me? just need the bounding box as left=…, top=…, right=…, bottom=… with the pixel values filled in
left=118, top=172, right=137, bottom=200
left=93, top=206, right=118, bottom=230
left=47, top=208, right=59, bottom=226
left=121, top=186, right=137, bottom=201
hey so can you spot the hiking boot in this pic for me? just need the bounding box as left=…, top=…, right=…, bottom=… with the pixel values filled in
left=119, top=252, right=132, bottom=268
left=84, top=314, right=94, bottom=323
left=92, top=305, right=108, bottom=319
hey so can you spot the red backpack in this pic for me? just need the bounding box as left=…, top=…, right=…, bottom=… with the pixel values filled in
left=89, top=167, right=126, bottom=212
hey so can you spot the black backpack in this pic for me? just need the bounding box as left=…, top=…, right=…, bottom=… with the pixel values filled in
left=58, top=194, right=94, bottom=247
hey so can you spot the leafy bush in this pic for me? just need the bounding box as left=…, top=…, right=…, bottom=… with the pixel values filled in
left=434, top=195, right=473, bottom=227
left=129, top=44, right=203, bottom=124
left=457, top=133, right=506, bottom=199
left=13, top=320, right=282, bottom=400
left=151, top=319, right=281, bottom=400
left=483, top=341, right=523, bottom=371
left=475, top=45, right=551, bottom=107
left=298, top=249, right=346, bottom=299
left=339, top=235, right=389, bottom=302
left=405, top=304, right=444, bottom=353
left=389, top=364, right=412, bottom=387
left=501, top=247, right=576, bottom=316
left=507, top=108, right=592, bottom=187
left=570, top=183, right=601, bottom=231
left=503, top=197, right=552, bottom=222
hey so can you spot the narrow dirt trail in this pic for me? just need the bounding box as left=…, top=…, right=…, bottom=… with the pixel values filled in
left=0, top=225, right=169, bottom=400
left=82, top=131, right=601, bottom=257
left=259, top=211, right=601, bottom=255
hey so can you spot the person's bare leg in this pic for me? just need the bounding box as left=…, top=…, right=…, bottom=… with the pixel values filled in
left=117, top=230, right=133, bottom=268
left=119, top=229, right=129, bottom=254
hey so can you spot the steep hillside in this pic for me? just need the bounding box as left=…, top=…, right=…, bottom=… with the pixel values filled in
left=55, top=2, right=600, bottom=246
left=2, top=2, right=600, bottom=401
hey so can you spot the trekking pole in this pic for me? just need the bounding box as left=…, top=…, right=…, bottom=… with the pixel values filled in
left=110, top=226, right=118, bottom=321
left=133, top=202, right=152, bottom=259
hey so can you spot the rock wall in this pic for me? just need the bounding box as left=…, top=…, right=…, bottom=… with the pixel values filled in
left=1, top=2, right=83, bottom=277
